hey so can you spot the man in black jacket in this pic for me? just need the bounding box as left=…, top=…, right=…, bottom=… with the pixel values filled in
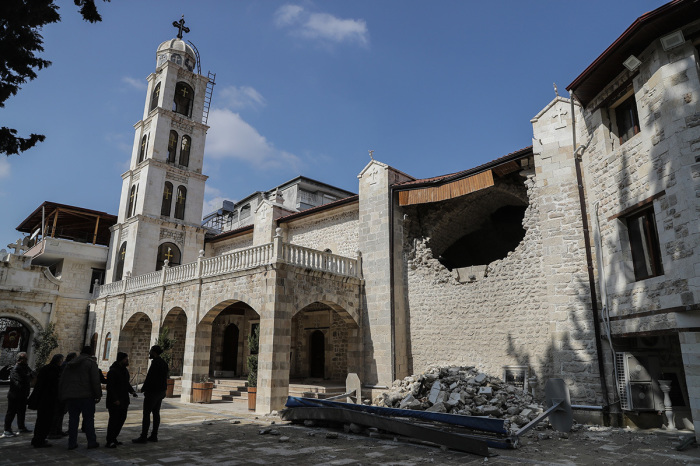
left=105, top=352, right=136, bottom=448
left=132, top=345, right=168, bottom=443
left=3, top=352, right=33, bottom=437
left=29, top=353, right=64, bottom=448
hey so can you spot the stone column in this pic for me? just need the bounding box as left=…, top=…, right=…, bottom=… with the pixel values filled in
left=357, top=160, right=412, bottom=386
left=255, top=266, right=292, bottom=413
left=180, top=315, right=200, bottom=403
left=679, top=331, right=700, bottom=441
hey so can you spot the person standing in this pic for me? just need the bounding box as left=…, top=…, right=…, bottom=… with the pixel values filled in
left=3, top=352, right=33, bottom=437
left=105, top=352, right=136, bottom=448
left=132, top=345, right=168, bottom=443
left=48, top=352, right=76, bottom=439
left=28, top=353, right=64, bottom=448
left=58, top=346, right=101, bottom=450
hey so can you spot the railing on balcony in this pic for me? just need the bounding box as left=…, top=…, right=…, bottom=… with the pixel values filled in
left=200, top=243, right=273, bottom=278
left=94, top=238, right=361, bottom=299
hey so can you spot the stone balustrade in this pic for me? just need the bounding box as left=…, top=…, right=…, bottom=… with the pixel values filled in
left=94, top=239, right=361, bottom=299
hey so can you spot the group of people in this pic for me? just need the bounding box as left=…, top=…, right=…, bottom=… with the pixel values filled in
left=3, top=344, right=169, bottom=449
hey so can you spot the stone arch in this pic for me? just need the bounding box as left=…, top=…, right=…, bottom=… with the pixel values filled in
left=291, top=300, right=361, bottom=381
left=196, top=300, right=260, bottom=381
left=0, top=311, right=42, bottom=368
left=294, top=298, right=360, bottom=328
left=162, top=307, right=187, bottom=376
left=118, top=312, right=152, bottom=384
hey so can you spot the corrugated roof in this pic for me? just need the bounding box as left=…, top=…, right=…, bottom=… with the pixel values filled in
left=393, top=146, right=533, bottom=190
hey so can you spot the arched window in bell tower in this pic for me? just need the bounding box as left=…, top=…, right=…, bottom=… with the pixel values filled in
left=173, top=82, right=194, bottom=117
left=156, top=242, right=181, bottom=270
left=167, top=130, right=178, bottom=163
left=149, top=82, right=161, bottom=112
left=127, top=185, right=138, bottom=218
left=115, top=242, right=127, bottom=281
left=138, top=135, right=148, bottom=163
left=174, top=186, right=187, bottom=220
left=161, top=182, right=173, bottom=217
left=179, top=135, right=191, bottom=167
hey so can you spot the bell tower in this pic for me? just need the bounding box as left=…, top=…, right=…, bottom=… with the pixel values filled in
left=106, top=18, right=214, bottom=282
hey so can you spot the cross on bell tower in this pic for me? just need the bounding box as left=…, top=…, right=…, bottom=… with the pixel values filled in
left=172, top=15, right=190, bottom=39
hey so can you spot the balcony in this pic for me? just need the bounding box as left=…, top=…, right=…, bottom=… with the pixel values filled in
left=95, top=239, right=361, bottom=299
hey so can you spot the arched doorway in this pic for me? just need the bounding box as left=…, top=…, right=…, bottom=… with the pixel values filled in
left=309, top=330, right=325, bottom=379
left=162, top=308, right=187, bottom=376
left=291, top=301, right=360, bottom=382
left=118, top=312, right=152, bottom=385
left=0, top=317, right=31, bottom=368
left=204, top=301, right=259, bottom=380
left=222, top=324, right=239, bottom=374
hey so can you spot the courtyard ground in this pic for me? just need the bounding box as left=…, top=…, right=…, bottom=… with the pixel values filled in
left=0, top=386, right=699, bottom=465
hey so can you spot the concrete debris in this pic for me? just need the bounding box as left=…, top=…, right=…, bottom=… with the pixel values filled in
left=326, top=432, right=339, bottom=439
left=374, top=365, right=544, bottom=432
left=278, top=436, right=290, bottom=443
left=269, top=429, right=281, bottom=436
left=259, top=428, right=272, bottom=435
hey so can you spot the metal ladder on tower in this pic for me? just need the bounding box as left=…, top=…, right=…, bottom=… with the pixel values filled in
left=203, top=71, right=216, bottom=125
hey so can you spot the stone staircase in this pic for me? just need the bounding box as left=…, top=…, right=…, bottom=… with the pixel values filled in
left=171, top=378, right=346, bottom=404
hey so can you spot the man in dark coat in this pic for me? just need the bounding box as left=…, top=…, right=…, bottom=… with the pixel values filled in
left=58, top=346, right=101, bottom=450
left=132, top=345, right=168, bottom=443
left=105, top=352, right=136, bottom=448
left=29, top=353, right=64, bottom=448
left=3, top=352, right=33, bottom=437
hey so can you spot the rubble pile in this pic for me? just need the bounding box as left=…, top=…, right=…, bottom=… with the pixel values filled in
left=373, top=366, right=544, bottom=431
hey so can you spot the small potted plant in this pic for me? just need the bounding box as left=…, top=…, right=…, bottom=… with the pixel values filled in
left=192, top=374, right=214, bottom=403
left=156, top=327, right=176, bottom=397
left=247, top=325, right=259, bottom=411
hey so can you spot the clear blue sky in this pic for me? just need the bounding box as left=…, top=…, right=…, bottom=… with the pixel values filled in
left=1, top=0, right=668, bottom=251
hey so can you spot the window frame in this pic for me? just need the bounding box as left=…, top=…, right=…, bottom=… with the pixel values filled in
left=173, top=82, right=194, bottom=117
left=179, top=135, right=191, bottom=167
left=174, top=185, right=187, bottom=220
left=626, top=205, right=664, bottom=281
left=611, top=89, right=640, bottom=145
left=167, top=130, right=178, bottom=164
left=161, top=181, right=174, bottom=217
left=115, top=242, right=127, bottom=281
left=103, top=333, right=111, bottom=361
left=149, top=82, right=161, bottom=112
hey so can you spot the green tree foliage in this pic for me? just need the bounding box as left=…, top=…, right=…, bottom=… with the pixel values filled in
left=32, top=321, right=58, bottom=370
left=0, top=0, right=108, bottom=155
left=247, top=325, right=259, bottom=388
left=155, top=326, right=176, bottom=370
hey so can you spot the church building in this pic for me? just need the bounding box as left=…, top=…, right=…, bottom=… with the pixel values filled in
left=3, top=0, right=700, bottom=438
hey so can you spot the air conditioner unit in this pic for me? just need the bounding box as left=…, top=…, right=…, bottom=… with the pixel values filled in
left=616, top=352, right=660, bottom=411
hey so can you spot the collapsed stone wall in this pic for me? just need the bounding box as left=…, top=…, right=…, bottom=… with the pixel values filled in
left=402, top=174, right=554, bottom=390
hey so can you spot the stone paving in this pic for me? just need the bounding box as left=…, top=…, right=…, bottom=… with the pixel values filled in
left=1, top=386, right=700, bottom=465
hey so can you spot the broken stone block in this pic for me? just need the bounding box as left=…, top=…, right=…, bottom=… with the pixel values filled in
left=445, top=392, right=461, bottom=407
left=278, top=436, right=290, bottom=443
left=474, top=373, right=487, bottom=384
left=426, top=402, right=447, bottom=413
left=478, top=386, right=493, bottom=396
left=482, top=406, right=502, bottom=417
left=449, top=382, right=458, bottom=390
left=399, top=393, right=415, bottom=409
left=520, top=408, right=533, bottom=418
left=259, top=428, right=272, bottom=435
left=428, top=380, right=442, bottom=404
left=349, top=423, right=364, bottom=434
left=506, top=406, right=521, bottom=416
left=269, top=429, right=281, bottom=436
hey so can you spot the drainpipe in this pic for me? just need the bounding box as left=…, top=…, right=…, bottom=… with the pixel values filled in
left=569, top=93, right=611, bottom=421
left=389, top=183, right=396, bottom=382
